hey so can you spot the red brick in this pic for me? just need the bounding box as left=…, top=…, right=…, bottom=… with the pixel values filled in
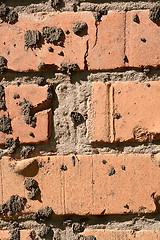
left=87, top=82, right=113, bottom=143
left=20, top=230, right=33, bottom=240
left=1, top=156, right=63, bottom=215
left=0, top=84, right=52, bottom=144
left=1, top=156, right=26, bottom=209
left=114, top=81, right=160, bottom=142
left=87, top=11, right=125, bottom=70
left=87, top=81, right=160, bottom=143
left=82, top=229, right=160, bottom=240
left=0, top=230, right=33, bottom=239
left=0, top=12, right=95, bottom=72
left=1, top=154, right=160, bottom=215
left=0, top=11, right=159, bottom=72
left=125, top=10, right=160, bottom=68
left=11, top=108, right=52, bottom=143
left=0, top=230, right=10, bottom=239
left=64, top=155, right=93, bottom=215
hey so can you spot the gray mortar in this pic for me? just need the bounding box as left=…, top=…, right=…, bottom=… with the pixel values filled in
left=34, top=206, right=53, bottom=222
left=6, top=10, right=18, bottom=24
left=2, top=214, right=160, bottom=239
left=0, top=3, right=18, bottom=24
left=0, top=56, right=7, bottom=72
left=0, top=195, right=26, bottom=217
left=72, top=21, right=88, bottom=35
left=149, top=5, right=160, bottom=21
left=24, top=178, right=41, bottom=200
left=0, top=4, right=9, bottom=17
left=54, top=80, right=92, bottom=154
left=60, top=62, right=79, bottom=74
left=0, top=85, right=6, bottom=110
left=20, top=145, right=35, bottom=158
left=24, top=30, right=41, bottom=49
left=3, top=1, right=160, bottom=14
left=5, top=138, right=19, bottom=154
left=19, top=98, right=36, bottom=126
left=0, top=114, right=12, bottom=133
left=42, top=26, right=64, bottom=45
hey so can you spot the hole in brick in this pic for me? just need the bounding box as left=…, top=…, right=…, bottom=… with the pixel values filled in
left=124, top=204, right=129, bottom=209
left=102, top=159, right=107, bottom=164
left=13, top=93, right=20, bottom=99
left=132, top=13, right=140, bottom=23
left=108, top=166, right=116, bottom=176
left=121, top=165, right=126, bottom=170
left=141, top=37, right=146, bottom=43
left=60, top=164, right=67, bottom=171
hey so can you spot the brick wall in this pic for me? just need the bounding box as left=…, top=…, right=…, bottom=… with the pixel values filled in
left=0, top=0, right=159, bottom=239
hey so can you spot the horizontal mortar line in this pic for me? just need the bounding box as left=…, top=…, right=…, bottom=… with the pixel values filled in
left=91, top=140, right=160, bottom=149
left=1, top=213, right=160, bottom=225
left=1, top=68, right=160, bottom=79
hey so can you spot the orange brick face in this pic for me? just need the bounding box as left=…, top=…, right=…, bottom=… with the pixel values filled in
left=87, top=81, right=160, bottom=143
left=0, top=12, right=95, bottom=72
left=1, top=154, right=160, bottom=216
left=0, top=84, right=52, bottom=144
left=82, top=229, right=160, bottom=240
left=0, top=10, right=159, bottom=72
left=87, top=82, right=113, bottom=143
left=126, top=10, right=160, bottom=68
left=87, top=11, right=125, bottom=70
left=0, top=230, right=33, bottom=240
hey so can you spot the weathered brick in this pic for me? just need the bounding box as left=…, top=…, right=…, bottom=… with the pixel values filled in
left=0, top=10, right=159, bottom=72
left=82, top=229, right=160, bottom=240
left=0, top=12, right=95, bottom=72
left=0, top=84, right=52, bottom=144
left=1, top=156, right=64, bottom=215
left=1, top=154, right=160, bottom=215
left=87, top=81, right=160, bottom=143
left=64, top=154, right=93, bottom=214
left=125, top=10, right=160, bottom=68
left=0, top=230, right=10, bottom=239
left=87, top=11, right=125, bottom=70
left=87, top=82, right=114, bottom=143
left=0, top=229, right=33, bottom=239
left=114, top=81, right=160, bottom=142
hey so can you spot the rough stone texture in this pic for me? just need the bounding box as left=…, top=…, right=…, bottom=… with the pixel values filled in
left=54, top=80, right=91, bottom=154
left=87, top=81, right=160, bottom=143
left=1, top=154, right=160, bottom=215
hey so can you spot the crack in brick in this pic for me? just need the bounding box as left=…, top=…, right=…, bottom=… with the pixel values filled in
left=92, top=22, right=99, bottom=49
left=123, top=11, right=127, bottom=65
left=84, top=40, right=89, bottom=70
